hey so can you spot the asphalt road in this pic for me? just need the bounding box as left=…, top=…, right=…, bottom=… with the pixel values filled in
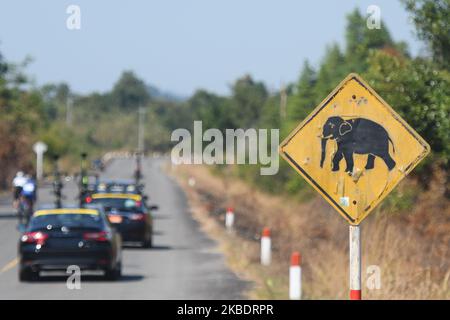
left=0, top=156, right=247, bottom=299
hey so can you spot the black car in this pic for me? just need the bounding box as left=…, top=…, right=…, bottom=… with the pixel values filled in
left=18, top=207, right=122, bottom=281
left=89, top=193, right=156, bottom=248
left=95, top=179, right=144, bottom=195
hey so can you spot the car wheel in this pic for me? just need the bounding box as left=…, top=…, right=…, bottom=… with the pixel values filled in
left=105, top=261, right=121, bottom=281
left=19, top=267, right=37, bottom=282
left=116, top=261, right=122, bottom=278
left=142, top=231, right=152, bottom=248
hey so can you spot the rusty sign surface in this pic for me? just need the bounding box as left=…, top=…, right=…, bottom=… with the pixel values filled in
left=280, top=73, right=430, bottom=225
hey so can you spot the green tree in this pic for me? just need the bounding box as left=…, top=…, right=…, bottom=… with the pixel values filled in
left=365, top=50, right=450, bottom=160
left=345, top=8, right=394, bottom=71
left=40, top=83, right=73, bottom=121
left=259, top=93, right=283, bottom=129
left=0, top=51, right=45, bottom=186
left=288, top=61, right=316, bottom=123
left=187, top=89, right=231, bottom=130
left=111, top=71, right=150, bottom=110
left=314, top=44, right=347, bottom=99
left=403, top=0, right=450, bottom=70
left=229, top=75, right=268, bottom=128
left=0, top=51, right=7, bottom=76
left=75, top=92, right=113, bottom=118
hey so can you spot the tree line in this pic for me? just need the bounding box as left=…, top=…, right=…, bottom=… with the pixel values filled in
left=0, top=1, right=448, bottom=195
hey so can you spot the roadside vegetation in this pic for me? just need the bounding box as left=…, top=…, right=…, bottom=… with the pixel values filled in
left=0, top=1, right=448, bottom=298
left=172, top=162, right=449, bottom=299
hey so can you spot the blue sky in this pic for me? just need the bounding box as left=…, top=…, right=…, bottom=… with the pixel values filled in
left=0, top=1, right=422, bottom=96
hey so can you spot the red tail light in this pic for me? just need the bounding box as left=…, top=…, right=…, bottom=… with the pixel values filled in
left=130, top=213, right=146, bottom=221
left=83, top=231, right=109, bottom=242
left=21, top=232, right=49, bottom=245
left=85, top=196, right=92, bottom=203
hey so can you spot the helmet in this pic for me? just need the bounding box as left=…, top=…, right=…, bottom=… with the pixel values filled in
left=16, top=171, right=24, bottom=177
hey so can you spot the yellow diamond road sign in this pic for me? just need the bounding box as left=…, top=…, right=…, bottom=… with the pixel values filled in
left=280, top=73, right=430, bottom=225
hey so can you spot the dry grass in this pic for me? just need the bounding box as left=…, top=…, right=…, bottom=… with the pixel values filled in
left=168, top=163, right=450, bottom=300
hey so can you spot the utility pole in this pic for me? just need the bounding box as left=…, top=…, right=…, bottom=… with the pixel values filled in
left=138, top=106, right=146, bottom=152
left=66, top=96, right=73, bottom=126
left=79, top=152, right=88, bottom=206
left=32, top=141, right=48, bottom=181
left=280, top=83, right=287, bottom=120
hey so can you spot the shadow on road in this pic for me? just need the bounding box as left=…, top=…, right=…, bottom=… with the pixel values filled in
left=0, top=213, right=18, bottom=220
left=152, top=214, right=172, bottom=220
left=30, top=273, right=145, bottom=283
left=150, top=245, right=172, bottom=251
left=122, top=244, right=173, bottom=251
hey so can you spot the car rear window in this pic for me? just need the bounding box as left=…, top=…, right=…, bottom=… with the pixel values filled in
left=91, top=198, right=142, bottom=212
left=109, top=185, right=126, bottom=193
left=29, top=213, right=105, bottom=230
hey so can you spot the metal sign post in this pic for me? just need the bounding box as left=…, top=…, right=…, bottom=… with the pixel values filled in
left=349, top=225, right=361, bottom=300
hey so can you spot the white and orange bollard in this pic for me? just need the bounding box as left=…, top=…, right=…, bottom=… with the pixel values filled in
left=349, top=225, right=362, bottom=300
left=289, top=252, right=302, bottom=300
left=225, top=207, right=234, bottom=231
left=260, top=227, right=271, bottom=266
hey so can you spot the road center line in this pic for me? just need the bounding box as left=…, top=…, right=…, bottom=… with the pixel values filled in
left=0, top=258, right=18, bottom=274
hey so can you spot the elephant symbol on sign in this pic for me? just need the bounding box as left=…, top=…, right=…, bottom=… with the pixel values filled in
left=319, top=116, right=396, bottom=173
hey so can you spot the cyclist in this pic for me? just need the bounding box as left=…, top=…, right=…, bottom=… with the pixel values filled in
left=134, top=155, right=143, bottom=184
left=19, top=176, right=37, bottom=224
left=52, top=173, right=63, bottom=208
left=12, top=171, right=27, bottom=209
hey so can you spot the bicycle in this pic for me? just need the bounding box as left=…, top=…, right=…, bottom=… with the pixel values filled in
left=17, top=195, right=34, bottom=225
